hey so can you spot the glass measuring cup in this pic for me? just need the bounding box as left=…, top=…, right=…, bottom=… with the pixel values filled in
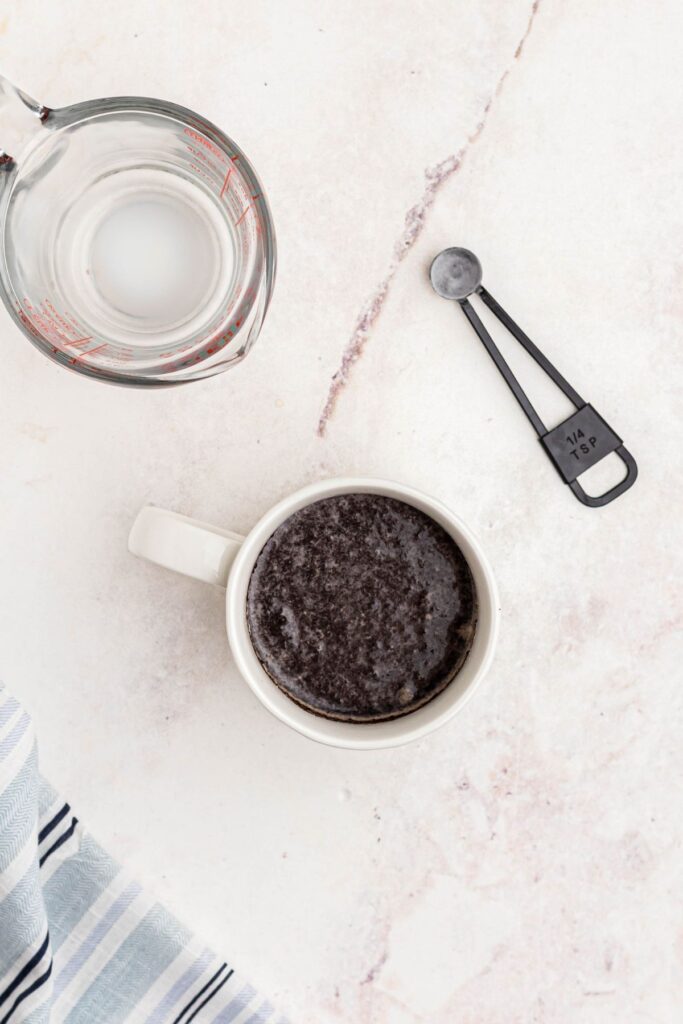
left=0, top=74, right=276, bottom=386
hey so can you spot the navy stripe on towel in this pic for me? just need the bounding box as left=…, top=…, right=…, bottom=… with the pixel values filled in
left=0, top=932, right=50, bottom=1007
left=39, top=817, right=78, bottom=867
left=172, top=964, right=228, bottom=1024
left=38, top=803, right=70, bottom=845
left=0, top=960, right=53, bottom=1024
left=186, top=969, right=233, bottom=1023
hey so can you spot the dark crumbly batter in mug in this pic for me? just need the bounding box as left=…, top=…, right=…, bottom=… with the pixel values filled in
left=246, top=494, right=478, bottom=722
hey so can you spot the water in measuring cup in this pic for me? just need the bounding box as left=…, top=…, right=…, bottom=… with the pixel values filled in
left=3, top=108, right=261, bottom=377
left=50, top=118, right=240, bottom=350
left=90, top=191, right=230, bottom=323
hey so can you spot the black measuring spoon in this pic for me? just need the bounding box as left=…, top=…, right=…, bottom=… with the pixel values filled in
left=430, top=247, right=637, bottom=508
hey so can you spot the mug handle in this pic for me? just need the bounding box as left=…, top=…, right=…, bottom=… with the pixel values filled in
left=128, top=506, right=244, bottom=588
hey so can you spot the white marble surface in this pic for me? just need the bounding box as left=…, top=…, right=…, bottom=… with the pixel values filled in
left=1, top=1, right=682, bottom=1021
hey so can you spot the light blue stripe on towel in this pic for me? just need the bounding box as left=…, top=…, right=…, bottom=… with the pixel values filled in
left=0, top=861, right=45, bottom=974
left=63, top=904, right=192, bottom=1024
left=0, top=711, right=31, bottom=761
left=53, top=881, right=143, bottom=1000
left=42, top=834, right=121, bottom=954
left=37, top=777, right=61, bottom=819
left=210, top=984, right=256, bottom=1023
left=0, top=748, right=38, bottom=871
left=244, top=1001, right=275, bottom=1023
left=144, top=946, right=215, bottom=1024
left=0, top=695, right=20, bottom=730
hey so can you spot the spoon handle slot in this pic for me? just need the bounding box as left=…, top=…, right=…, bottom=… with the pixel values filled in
left=569, top=447, right=638, bottom=507
left=460, top=296, right=546, bottom=435
left=478, top=288, right=584, bottom=408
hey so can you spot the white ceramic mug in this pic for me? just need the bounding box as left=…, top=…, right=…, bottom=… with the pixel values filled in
left=128, top=478, right=499, bottom=749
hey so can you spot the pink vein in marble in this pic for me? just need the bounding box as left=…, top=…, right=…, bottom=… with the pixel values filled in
left=317, top=0, right=542, bottom=437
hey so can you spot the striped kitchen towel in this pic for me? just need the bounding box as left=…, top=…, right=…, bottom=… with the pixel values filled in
left=0, top=685, right=289, bottom=1024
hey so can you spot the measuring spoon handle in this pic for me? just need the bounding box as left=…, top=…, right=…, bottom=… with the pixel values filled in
left=458, top=290, right=637, bottom=508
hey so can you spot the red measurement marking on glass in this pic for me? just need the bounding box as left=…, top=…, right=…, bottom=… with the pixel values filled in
left=62, top=336, right=93, bottom=348
left=16, top=307, right=41, bottom=338
left=219, top=167, right=233, bottom=198
left=235, top=194, right=261, bottom=227
left=69, top=344, right=107, bottom=365
left=189, top=164, right=211, bottom=183
left=188, top=162, right=213, bottom=183
left=187, top=145, right=225, bottom=180
left=187, top=146, right=213, bottom=164
left=218, top=155, right=240, bottom=197
left=183, top=128, right=223, bottom=160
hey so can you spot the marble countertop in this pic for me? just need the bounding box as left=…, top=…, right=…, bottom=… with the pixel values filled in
left=1, top=1, right=682, bottom=1021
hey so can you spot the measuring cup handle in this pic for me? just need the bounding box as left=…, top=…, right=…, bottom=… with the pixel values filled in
left=128, top=506, right=244, bottom=588
left=568, top=446, right=638, bottom=508
left=0, top=74, right=48, bottom=167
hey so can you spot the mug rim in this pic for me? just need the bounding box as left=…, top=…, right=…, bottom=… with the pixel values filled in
left=225, top=477, right=499, bottom=750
